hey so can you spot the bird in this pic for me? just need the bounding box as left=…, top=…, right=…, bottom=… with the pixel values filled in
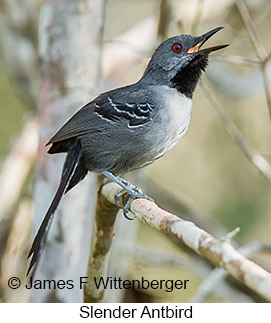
left=27, top=26, right=228, bottom=277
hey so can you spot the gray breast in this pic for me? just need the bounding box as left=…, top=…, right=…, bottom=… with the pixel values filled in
left=138, top=86, right=192, bottom=166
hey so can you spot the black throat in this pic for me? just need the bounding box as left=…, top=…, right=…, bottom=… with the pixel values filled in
left=172, top=54, right=209, bottom=98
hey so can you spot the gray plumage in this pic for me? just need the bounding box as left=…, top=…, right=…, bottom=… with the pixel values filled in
left=49, top=85, right=192, bottom=175
left=27, top=27, right=228, bottom=277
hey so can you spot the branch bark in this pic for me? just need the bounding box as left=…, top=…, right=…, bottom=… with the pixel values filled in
left=100, top=182, right=271, bottom=302
left=84, top=185, right=119, bottom=303
left=191, top=241, right=271, bottom=303
left=32, top=0, right=104, bottom=302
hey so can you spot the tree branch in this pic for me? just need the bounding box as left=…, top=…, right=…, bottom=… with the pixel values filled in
left=157, top=0, right=171, bottom=40
left=32, top=0, right=104, bottom=302
left=191, top=241, right=271, bottom=302
left=235, top=0, right=267, bottom=61
left=200, top=81, right=271, bottom=183
left=0, top=117, right=38, bottom=221
left=100, top=181, right=271, bottom=302
left=235, top=0, right=271, bottom=121
left=83, top=184, right=119, bottom=303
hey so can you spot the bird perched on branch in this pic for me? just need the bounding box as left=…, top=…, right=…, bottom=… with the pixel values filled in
left=27, top=27, right=228, bottom=277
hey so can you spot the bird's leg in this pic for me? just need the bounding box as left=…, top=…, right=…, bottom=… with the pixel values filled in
left=101, top=170, right=154, bottom=219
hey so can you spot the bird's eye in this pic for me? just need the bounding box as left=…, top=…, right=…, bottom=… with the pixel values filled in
left=172, top=43, right=182, bottom=53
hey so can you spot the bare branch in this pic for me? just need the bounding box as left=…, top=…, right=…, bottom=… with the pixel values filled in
left=31, top=0, right=104, bottom=302
left=132, top=246, right=257, bottom=302
left=221, top=227, right=240, bottom=242
left=101, top=181, right=271, bottom=302
left=235, top=0, right=267, bottom=61
left=200, top=81, right=271, bottom=183
left=191, top=241, right=271, bottom=303
left=235, top=0, right=271, bottom=120
left=213, top=55, right=261, bottom=66
left=262, top=60, right=271, bottom=120
left=157, top=0, right=171, bottom=40
left=83, top=184, right=119, bottom=303
left=0, top=117, right=38, bottom=219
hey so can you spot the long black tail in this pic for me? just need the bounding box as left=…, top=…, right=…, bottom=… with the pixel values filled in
left=27, top=141, right=82, bottom=277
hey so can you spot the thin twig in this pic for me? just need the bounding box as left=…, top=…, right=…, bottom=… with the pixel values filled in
left=132, top=246, right=190, bottom=268
left=221, top=227, right=240, bottom=243
left=191, top=267, right=226, bottom=303
left=101, top=182, right=271, bottom=302
left=200, top=81, right=271, bottom=183
left=191, top=241, right=271, bottom=302
left=213, top=55, right=261, bottom=66
left=235, top=0, right=271, bottom=120
left=130, top=246, right=256, bottom=302
left=157, top=0, right=171, bottom=40
left=235, top=0, right=267, bottom=61
left=262, top=60, right=271, bottom=120
left=264, top=52, right=271, bottom=64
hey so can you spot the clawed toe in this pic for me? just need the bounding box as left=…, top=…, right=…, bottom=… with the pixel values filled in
left=114, top=186, right=154, bottom=220
left=114, top=189, right=125, bottom=208
left=101, top=171, right=154, bottom=220
left=122, top=196, right=135, bottom=220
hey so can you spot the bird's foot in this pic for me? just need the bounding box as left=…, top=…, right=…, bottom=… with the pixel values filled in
left=101, top=171, right=154, bottom=220
left=114, top=183, right=154, bottom=220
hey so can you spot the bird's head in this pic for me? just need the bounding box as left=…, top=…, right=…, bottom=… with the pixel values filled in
left=142, top=27, right=228, bottom=97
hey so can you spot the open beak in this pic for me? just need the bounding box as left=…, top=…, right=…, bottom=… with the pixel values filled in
left=188, top=27, right=229, bottom=54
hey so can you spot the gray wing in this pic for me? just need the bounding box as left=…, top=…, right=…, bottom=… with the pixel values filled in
left=47, top=85, right=155, bottom=149
left=47, top=101, right=98, bottom=146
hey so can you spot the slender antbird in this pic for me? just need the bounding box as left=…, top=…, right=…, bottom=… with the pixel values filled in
left=27, top=27, right=228, bottom=277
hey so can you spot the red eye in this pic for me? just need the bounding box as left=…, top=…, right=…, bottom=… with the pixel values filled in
left=172, top=43, right=182, bottom=53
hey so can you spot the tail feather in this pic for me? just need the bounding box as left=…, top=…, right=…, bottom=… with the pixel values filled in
left=27, top=141, right=82, bottom=278
left=65, top=161, right=87, bottom=193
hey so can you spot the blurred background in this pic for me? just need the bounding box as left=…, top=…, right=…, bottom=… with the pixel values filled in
left=0, top=0, right=270, bottom=303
